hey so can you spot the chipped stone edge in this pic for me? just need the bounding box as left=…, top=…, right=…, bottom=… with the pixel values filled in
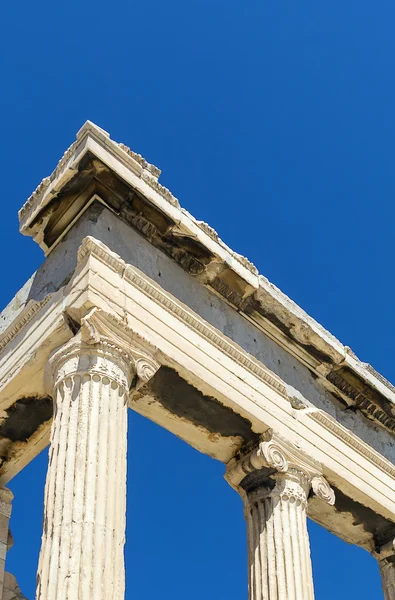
left=3, top=235, right=395, bottom=494
left=16, top=120, right=395, bottom=414
left=76, top=237, right=395, bottom=483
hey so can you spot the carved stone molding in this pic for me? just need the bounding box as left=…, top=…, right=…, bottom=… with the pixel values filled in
left=49, top=307, right=160, bottom=394
left=77, top=237, right=288, bottom=398
left=327, top=369, right=395, bottom=434
left=226, top=431, right=335, bottom=507
left=0, top=297, right=51, bottom=355
left=229, top=434, right=326, bottom=600
left=309, top=411, right=395, bottom=480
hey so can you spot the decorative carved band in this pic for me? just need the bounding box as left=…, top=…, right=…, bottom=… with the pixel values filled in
left=0, top=297, right=51, bottom=355
left=327, top=370, right=395, bottom=434
left=309, top=411, right=395, bottom=480
left=77, top=237, right=288, bottom=399
left=79, top=236, right=395, bottom=492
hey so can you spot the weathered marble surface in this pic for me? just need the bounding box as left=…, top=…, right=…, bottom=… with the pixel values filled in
left=0, top=490, right=13, bottom=600
left=226, top=434, right=335, bottom=600
left=36, top=309, right=159, bottom=600
left=1, top=122, right=395, bottom=600
left=2, top=573, right=27, bottom=600
left=1, top=206, right=394, bottom=468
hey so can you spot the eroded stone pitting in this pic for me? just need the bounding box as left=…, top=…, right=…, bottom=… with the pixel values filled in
left=1, top=121, right=395, bottom=598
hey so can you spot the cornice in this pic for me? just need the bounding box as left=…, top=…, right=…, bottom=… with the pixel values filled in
left=18, top=140, right=79, bottom=229
left=327, top=369, right=395, bottom=434
left=16, top=121, right=395, bottom=440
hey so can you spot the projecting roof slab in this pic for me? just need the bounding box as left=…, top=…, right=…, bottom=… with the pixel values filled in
left=17, top=121, right=395, bottom=436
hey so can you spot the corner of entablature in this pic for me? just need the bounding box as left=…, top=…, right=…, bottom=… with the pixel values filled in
left=225, top=430, right=335, bottom=506
left=48, top=307, right=161, bottom=393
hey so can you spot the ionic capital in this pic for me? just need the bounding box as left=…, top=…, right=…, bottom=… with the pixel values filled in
left=226, top=431, right=335, bottom=506
left=49, top=307, right=160, bottom=393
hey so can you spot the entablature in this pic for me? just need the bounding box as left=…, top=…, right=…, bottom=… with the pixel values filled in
left=16, top=121, right=395, bottom=438
left=0, top=235, right=394, bottom=552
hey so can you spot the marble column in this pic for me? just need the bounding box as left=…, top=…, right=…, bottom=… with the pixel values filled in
left=0, top=488, right=13, bottom=600
left=380, top=559, right=395, bottom=600
left=36, top=309, right=160, bottom=600
left=226, top=433, right=335, bottom=600
left=375, top=541, right=395, bottom=600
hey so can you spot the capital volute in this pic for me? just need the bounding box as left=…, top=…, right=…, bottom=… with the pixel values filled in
left=226, top=431, right=335, bottom=506
left=48, top=308, right=160, bottom=392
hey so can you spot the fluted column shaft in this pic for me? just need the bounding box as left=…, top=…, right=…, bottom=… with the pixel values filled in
left=36, top=338, right=132, bottom=600
left=245, top=472, right=314, bottom=600
left=226, top=433, right=335, bottom=600
left=379, top=557, right=395, bottom=600
left=0, top=488, right=13, bottom=599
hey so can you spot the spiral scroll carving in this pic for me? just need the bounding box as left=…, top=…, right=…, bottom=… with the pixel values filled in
left=77, top=307, right=160, bottom=391
left=135, top=357, right=160, bottom=388
left=311, top=476, right=335, bottom=505
left=258, top=439, right=289, bottom=473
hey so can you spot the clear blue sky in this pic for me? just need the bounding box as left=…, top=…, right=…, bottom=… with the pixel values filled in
left=0, top=1, right=393, bottom=598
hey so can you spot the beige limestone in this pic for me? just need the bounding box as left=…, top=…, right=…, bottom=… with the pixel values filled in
left=2, top=573, right=27, bottom=600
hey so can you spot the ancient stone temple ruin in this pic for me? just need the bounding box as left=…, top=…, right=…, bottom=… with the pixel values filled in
left=0, top=122, right=395, bottom=599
